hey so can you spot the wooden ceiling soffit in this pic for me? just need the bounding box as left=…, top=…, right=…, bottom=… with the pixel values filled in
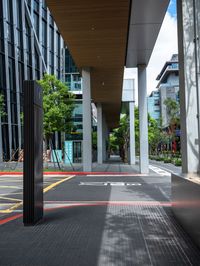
left=46, top=0, right=130, bottom=128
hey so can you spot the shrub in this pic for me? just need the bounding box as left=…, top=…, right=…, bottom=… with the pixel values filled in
left=155, top=157, right=164, bottom=161
left=174, top=158, right=182, bottom=166
left=164, top=158, right=171, bottom=163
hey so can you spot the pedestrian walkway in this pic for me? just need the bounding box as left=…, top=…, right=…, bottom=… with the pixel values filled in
left=0, top=168, right=200, bottom=265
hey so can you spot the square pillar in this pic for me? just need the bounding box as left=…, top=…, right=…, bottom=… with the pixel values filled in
left=102, top=114, right=108, bottom=161
left=177, top=0, right=199, bottom=173
left=138, top=65, right=149, bottom=174
left=129, top=101, right=135, bottom=165
left=97, top=103, right=103, bottom=164
left=82, top=68, right=92, bottom=172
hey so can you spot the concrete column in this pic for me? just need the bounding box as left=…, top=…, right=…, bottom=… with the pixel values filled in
left=105, top=124, right=109, bottom=161
left=102, top=114, right=107, bottom=162
left=129, top=101, right=135, bottom=165
left=138, top=65, right=149, bottom=173
left=97, top=103, right=103, bottom=164
left=177, top=0, right=199, bottom=173
left=82, top=68, right=92, bottom=171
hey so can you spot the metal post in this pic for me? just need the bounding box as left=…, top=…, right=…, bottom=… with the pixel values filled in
left=23, top=81, right=43, bottom=225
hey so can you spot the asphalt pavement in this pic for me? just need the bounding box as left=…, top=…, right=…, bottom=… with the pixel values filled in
left=0, top=164, right=200, bottom=265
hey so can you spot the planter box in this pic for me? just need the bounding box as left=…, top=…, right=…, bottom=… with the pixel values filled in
left=172, top=173, right=200, bottom=248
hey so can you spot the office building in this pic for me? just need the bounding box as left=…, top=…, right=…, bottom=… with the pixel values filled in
left=147, top=90, right=160, bottom=122
left=156, top=54, right=179, bottom=128
left=0, top=0, right=65, bottom=161
left=64, top=48, right=83, bottom=163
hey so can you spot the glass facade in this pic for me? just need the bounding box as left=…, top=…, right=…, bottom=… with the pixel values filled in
left=0, top=0, right=65, bottom=160
left=147, top=90, right=161, bottom=122
left=64, top=48, right=83, bottom=162
left=65, top=49, right=82, bottom=91
left=65, top=48, right=83, bottom=140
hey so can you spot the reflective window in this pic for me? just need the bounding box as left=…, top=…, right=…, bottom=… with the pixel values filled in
left=0, top=19, right=4, bottom=52
left=8, top=58, right=15, bottom=92
left=34, top=0, right=39, bottom=13
left=25, top=19, right=32, bottom=66
left=0, top=55, right=5, bottom=89
left=34, top=12, right=39, bottom=38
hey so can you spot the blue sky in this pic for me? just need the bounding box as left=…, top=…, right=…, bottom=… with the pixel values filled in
left=125, top=0, right=178, bottom=97
left=168, top=0, right=177, bottom=18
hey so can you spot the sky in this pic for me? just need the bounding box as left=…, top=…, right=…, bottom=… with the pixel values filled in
left=124, top=0, right=178, bottom=102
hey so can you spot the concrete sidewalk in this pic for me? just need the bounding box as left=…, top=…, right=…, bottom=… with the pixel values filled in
left=0, top=156, right=141, bottom=173
left=1, top=172, right=200, bottom=265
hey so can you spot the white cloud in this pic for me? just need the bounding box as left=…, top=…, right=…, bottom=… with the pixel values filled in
left=147, top=12, right=178, bottom=94
left=124, top=11, right=178, bottom=103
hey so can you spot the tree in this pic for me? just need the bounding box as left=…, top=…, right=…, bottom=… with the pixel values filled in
left=148, top=115, right=168, bottom=155
left=109, top=133, right=118, bottom=154
left=163, top=97, right=180, bottom=153
left=37, top=74, right=75, bottom=152
left=111, top=114, right=129, bottom=162
left=164, top=97, right=180, bottom=127
left=134, top=107, right=140, bottom=154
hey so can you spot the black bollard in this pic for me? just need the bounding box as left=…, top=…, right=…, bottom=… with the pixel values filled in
left=23, top=80, right=43, bottom=225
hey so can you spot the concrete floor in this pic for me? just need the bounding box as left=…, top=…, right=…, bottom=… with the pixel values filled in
left=0, top=168, right=200, bottom=265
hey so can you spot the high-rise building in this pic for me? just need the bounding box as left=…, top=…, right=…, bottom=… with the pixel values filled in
left=156, top=54, right=179, bottom=128
left=0, top=0, right=65, bottom=161
left=147, top=90, right=160, bottom=122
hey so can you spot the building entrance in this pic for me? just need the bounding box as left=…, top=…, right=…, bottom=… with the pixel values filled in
left=73, top=141, right=82, bottom=163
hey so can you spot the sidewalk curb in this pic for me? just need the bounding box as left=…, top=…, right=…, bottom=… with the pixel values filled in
left=0, top=171, right=140, bottom=176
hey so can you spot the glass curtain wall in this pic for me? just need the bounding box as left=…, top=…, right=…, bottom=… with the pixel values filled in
left=0, top=0, right=65, bottom=160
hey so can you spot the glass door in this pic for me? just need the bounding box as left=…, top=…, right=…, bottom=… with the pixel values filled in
left=73, top=141, right=82, bottom=163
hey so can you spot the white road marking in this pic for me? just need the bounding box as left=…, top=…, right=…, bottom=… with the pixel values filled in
left=79, top=182, right=142, bottom=186
left=87, top=174, right=147, bottom=177
left=149, top=165, right=171, bottom=176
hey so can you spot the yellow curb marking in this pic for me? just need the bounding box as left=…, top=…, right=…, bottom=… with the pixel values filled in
left=0, top=196, right=22, bottom=202
left=0, top=192, right=22, bottom=196
left=43, top=175, right=75, bottom=193
left=0, top=203, right=14, bottom=205
left=0, top=175, right=75, bottom=213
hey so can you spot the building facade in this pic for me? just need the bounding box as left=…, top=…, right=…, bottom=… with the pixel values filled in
left=0, top=0, right=65, bottom=161
left=64, top=48, right=83, bottom=163
left=156, top=54, right=179, bottom=128
left=147, top=90, right=160, bottom=122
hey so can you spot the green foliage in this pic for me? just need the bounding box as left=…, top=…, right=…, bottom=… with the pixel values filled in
left=109, top=133, right=118, bottom=153
left=110, top=105, right=179, bottom=161
left=174, top=158, right=182, bottom=166
left=135, top=107, right=168, bottom=155
left=148, top=115, right=160, bottom=153
left=38, top=74, right=75, bottom=139
left=155, top=157, right=164, bottom=161
left=134, top=107, right=139, bottom=154
left=92, top=131, right=97, bottom=150
left=164, top=97, right=180, bottom=127
left=164, top=158, right=171, bottom=163
left=111, top=114, right=129, bottom=162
